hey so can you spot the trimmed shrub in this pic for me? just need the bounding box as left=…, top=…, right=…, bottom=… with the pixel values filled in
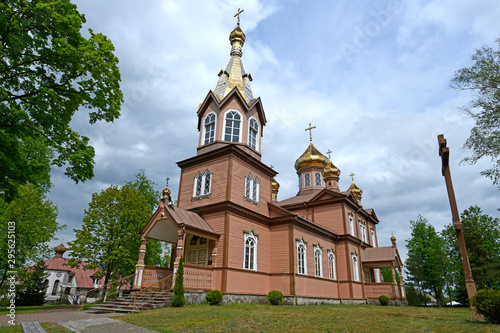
left=470, top=289, right=500, bottom=324
left=267, top=290, right=283, bottom=305
left=206, top=290, right=223, bottom=306
left=378, top=295, right=390, bottom=306
left=170, top=257, right=185, bottom=307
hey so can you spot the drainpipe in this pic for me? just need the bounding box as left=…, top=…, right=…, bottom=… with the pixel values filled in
left=335, top=241, right=342, bottom=304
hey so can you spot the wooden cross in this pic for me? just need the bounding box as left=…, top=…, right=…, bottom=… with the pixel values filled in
left=166, top=177, right=170, bottom=187
left=234, top=8, right=244, bottom=24
left=305, top=123, right=316, bottom=142
left=349, top=172, right=355, bottom=181
left=326, top=149, right=332, bottom=160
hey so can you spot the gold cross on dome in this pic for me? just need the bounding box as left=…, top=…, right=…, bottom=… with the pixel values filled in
left=350, top=172, right=355, bottom=181
left=305, top=123, right=316, bottom=142
left=326, top=149, right=332, bottom=159
left=234, top=8, right=244, bottom=24
left=166, top=177, right=170, bottom=187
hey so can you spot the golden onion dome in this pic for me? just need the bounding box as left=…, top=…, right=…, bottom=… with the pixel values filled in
left=294, top=142, right=329, bottom=171
left=391, top=235, right=396, bottom=243
left=229, top=23, right=246, bottom=46
left=272, top=177, right=280, bottom=191
left=162, top=186, right=171, bottom=199
left=323, top=159, right=341, bottom=178
left=348, top=181, right=363, bottom=197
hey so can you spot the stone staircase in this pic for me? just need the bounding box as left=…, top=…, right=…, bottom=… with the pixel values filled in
left=87, top=291, right=173, bottom=314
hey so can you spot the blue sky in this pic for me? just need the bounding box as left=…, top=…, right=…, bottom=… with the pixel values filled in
left=48, top=0, right=500, bottom=266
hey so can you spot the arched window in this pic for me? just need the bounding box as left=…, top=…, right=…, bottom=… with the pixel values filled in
left=244, top=231, right=258, bottom=270
left=352, top=253, right=359, bottom=282
left=203, top=112, right=216, bottom=144
left=193, top=170, right=212, bottom=198
left=224, top=110, right=241, bottom=142
left=52, top=280, right=60, bottom=295
left=359, top=223, right=367, bottom=242
left=314, top=245, right=323, bottom=277
left=297, top=239, right=307, bottom=275
left=244, top=173, right=259, bottom=204
left=304, top=173, right=311, bottom=187
left=328, top=251, right=336, bottom=280
left=248, top=117, right=259, bottom=150
left=315, top=172, right=322, bottom=186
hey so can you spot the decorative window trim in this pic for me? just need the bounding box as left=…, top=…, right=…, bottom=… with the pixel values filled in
left=248, top=116, right=259, bottom=151
left=328, top=250, right=336, bottom=280
left=223, top=109, right=242, bottom=143
left=352, top=252, right=360, bottom=282
left=359, top=223, right=367, bottom=243
left=314, top=245, right=323, bottom=278
left=244, top=173, right=260, bottom=206
left=192, top=169, right=212, bottom=200
left=296, top=238, right=307, bottom=275
left=202, top=112, right=217, bottom=145
left=243, top=230, right=258, bottom=271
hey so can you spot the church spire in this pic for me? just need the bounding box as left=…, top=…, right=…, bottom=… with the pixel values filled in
left=213, top=9, right=254, bottom=103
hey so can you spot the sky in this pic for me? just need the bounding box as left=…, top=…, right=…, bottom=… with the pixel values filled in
left=47, top=0, right=500, bottom=266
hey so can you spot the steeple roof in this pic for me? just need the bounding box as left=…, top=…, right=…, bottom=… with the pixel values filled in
left=213, top=22, right=254, bottom=104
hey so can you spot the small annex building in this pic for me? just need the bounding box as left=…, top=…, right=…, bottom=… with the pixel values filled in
left=43, top=244, right=104, bottom=304
left=132, top=17, right=405, bottom=304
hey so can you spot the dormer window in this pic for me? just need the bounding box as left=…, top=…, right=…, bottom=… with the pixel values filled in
left=203, top=112, right=216, bottom=144
left=224, top=110, right=241, bottom=143
left=248, top=117, right=259, bottom=150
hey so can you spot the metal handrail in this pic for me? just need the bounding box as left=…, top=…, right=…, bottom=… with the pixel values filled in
left=131, top=273, right=173, bottom=312
left=79, top=273, right=136, bottom=308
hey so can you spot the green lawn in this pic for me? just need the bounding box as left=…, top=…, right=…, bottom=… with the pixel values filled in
left=119, top=304, right=500, bottom=333
left=0, top=304, right=61, bottom=315
left=0, top=323, right=72, bottom=333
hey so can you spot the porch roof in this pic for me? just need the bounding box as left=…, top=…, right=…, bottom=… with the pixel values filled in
left=166, top=206, right=215, bottom=233
left=362, top=246, right=401, bottom=268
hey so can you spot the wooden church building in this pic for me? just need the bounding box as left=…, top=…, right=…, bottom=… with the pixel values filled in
left=132, top=16, right=405, bottom=304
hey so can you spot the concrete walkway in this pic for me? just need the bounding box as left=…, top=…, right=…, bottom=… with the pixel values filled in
left=1, top=309, right=157, bottom=332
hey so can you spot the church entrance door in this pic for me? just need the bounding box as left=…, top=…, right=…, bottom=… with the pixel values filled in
left=185, top=235, right=209, bottom=265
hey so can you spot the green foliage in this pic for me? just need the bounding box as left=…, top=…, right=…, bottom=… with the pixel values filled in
left=470, top=289, right=500, bottom=324
left=405, top=215, right=448, bottom=307
left=171, top=257, right=185, bottom=307
left=267, top=290, right=283, bottom=305
left=378, top=295, right=390, bottom=306
left=381, top=268, right=400, bottom=283
left=0, top=0, right=123, bottom=200
left=206, top=290, right=223, bottom=306
left=451, top=38, right=500, bottom=187
left=0, top=184, right=63, bottom=285
left=16, top=261, right=48, bottom=306
left=68, top=184, right=150, bottom=284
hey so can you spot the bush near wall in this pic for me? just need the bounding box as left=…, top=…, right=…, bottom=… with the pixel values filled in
left=267, top=290, right=283, bottom=305
left=470, top=289, right=500, bottom=324
left=206, top=290, right=223, bottom=306
left=378, top=295, right=390, bottom=306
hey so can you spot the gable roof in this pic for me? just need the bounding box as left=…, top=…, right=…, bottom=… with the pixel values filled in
left=362, top=246, right=402, bottom=268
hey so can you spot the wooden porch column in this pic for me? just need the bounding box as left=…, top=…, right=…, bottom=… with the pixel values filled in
left=211, top=239, right=218, bottom=267
left=133, top=238, right=148, bottom=290
left=172, top=227, right=185, bottom=287
left=391, top=265, right=397, bottom=300
left=398, top=267, right=405, bottom=300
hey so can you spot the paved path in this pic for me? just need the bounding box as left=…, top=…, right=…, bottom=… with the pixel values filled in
left=1, top=309, right=157, bottom=332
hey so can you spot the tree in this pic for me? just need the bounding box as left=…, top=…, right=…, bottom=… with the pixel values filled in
left=0, top=184, right=62, bottom=286
left=381, top=268, right=400, bottom=283
left=171, top=257, right=185, bottom=307
left=68, top=185, right=150, bottom=285
left=16, top=261, right=48, bottom=306
left=442, top=206, right=500, bottom=299
left=125, top=170, right=163, bottom=266
left=405, top=215, right=448, bottom=307
left=451, top=38, right=500, bottom=187
left=0, top=0, right=123, bottom=201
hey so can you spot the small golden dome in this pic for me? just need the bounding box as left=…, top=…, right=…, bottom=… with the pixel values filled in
left=348, top=181, right=363, bottom=197
left=294, top=142, right=329, bottom=171
left=272, top=177, right=280, bottom=191
left=162, top=186, right=171, bottom=199
left=229, top=23, right=246, bottom=46
left=323, top=159, right=341, bottom=178
left=391, top=235, right=396, bottom=243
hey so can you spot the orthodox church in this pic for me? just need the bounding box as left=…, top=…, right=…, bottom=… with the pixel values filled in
left=132, top=15, right=405, bottom=304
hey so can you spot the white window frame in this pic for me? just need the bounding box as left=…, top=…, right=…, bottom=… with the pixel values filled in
left=349, top=216, right=355, bottom=236
left=248, top=117, right=259, bottom=151
left=244, top=173, right=259, bottom=205
left=328, top=250, right=336, bottom=280
left=243, top=231, right=258, bottom=271
left=223, top=110, right=242, bottom=143
left=352, top=253, right=360, bottom=282
left=304, top=173, right=311, bottom=187
left=314, top=172, right=322, bottom=186
left=202, top=112, right=217, bottom=145
left=297, top=239, right=307, bottom=275
left=314, top=245, right=323, bottom=278
left=193, top=169, right=212, bottom=198
left=359, top=223, right=367, bottom=242
left=371, top=230, right=376, bottom=247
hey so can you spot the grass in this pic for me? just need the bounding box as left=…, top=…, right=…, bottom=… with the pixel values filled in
left=119, top=304, right=500, bottom=333
left=0, top=323, right=71, bottom=333
left=0, top=304, right=61, bottom=315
